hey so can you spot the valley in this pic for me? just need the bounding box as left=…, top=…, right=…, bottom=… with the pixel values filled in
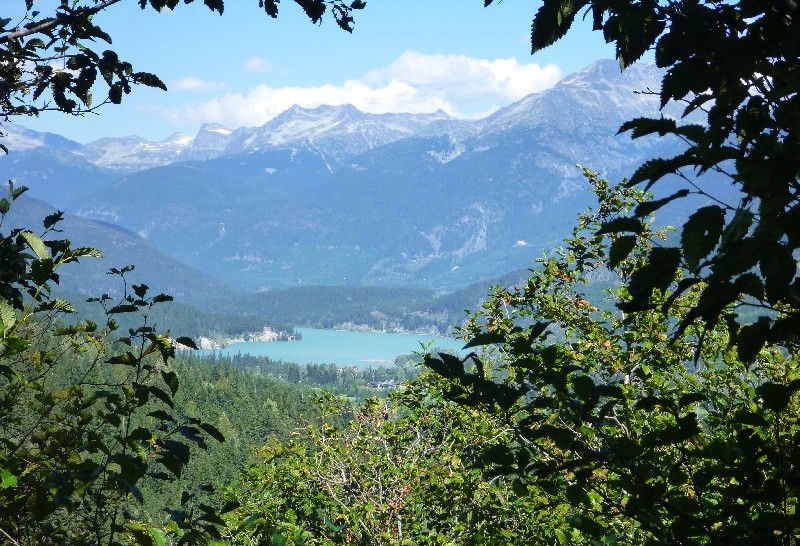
left=0, top=59, right=712, bottom=348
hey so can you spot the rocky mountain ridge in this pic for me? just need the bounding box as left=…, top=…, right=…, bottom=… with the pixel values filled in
left=0, top=60, right=710, bottom=293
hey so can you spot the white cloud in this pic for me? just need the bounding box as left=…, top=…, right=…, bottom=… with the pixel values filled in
left=244, top=56, right=273, bottom=73
left=169, top=77, right=229, bottom=92
left=363, top=51, right=561, bottom=109
left=158, top=51, right=563, bottom=128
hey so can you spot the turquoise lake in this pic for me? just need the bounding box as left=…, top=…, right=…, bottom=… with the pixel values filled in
left=203, top=328, right=464, bottom=367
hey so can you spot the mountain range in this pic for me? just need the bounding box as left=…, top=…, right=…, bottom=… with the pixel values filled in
left=0, top=59, right=706, bottom=298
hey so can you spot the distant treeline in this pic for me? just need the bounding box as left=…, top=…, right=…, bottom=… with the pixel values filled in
left=60, top=267, right=621, bottom=342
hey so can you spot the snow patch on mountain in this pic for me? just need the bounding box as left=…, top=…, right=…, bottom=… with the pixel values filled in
left=79, top=132, right=193, bottom=171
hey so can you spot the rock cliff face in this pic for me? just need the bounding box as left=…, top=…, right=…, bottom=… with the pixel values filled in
left=0, top=60, right=718, bottom=292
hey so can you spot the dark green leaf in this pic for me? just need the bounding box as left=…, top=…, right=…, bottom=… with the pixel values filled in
left=628, top=152, right=695, bottom=189
left=678, top=392, right=707, bottom=408
left=619, top=116, right=677, bottom=138
left=760, top=246, right=796, bottom=303
left=634, top=189, right=690, bottom=218
left=424, top=352, right=466, bottom=380
left=175, top=336, right=198, bottom=349
left=757, top=382, right=793, bottom=412
left=566, top=483, right=591, bottom=506
left=597, top=216, right=644, bottom=235
left=737, top=317, right=771, bottom=363
left=199, top=422, right=226, bottom=443
left=148, top=410, right=173, bottom=422
left=464, top=330, right=508, bottom=348
left=152, top=293, right=173, bottom=304
left=148, top=385, right=174, bottom=408
left=108, top=304, right=138, bottom=314
left=107, top=352, right=138, bottom=366
left=531, top=0, right=588, bottom=52
left=681, top=206, right=725, bottom=271
left=627, top=247, right=681, bottom=303
left=133, top=71, right=167, bottom=90
left=162, top=370, right=179, bottom=396
left=42, top=211, right=63, bottom=229
left=608, top=235, right=637, bottom=269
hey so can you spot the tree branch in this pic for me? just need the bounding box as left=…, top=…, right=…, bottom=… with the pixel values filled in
left=0, top=0, right=123, bottom=45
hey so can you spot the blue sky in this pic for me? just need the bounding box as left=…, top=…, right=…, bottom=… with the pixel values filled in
left=24, top=1, right=616, bottom=143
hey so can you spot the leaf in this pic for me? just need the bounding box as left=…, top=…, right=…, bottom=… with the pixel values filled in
left=43, top=211, right=64, bottom=230
left=148, top=528, right=167, bottom=546
left=619, top=116, right=677, bottom=138
left=737, top=317, right=771, bottom=363
left=132, top=283, right=149, bottom=298
left=424, top=351, right=466, bottom=380
left=760, top=245, right=796, bottom=303
left=32, top=298, right=75, bottom=314
left=67, top=247, right=103, bottom=259
left=296, top=0, right=327, bottom=23
left=30, top=258, right=55, bottom=286
left=757, top=381, right=793, bottom=412
left=625, top=247, right=681, bottom=306
left=634, top=189, right=690, bottom=218
left=531, top=0, right=588, bottom=52
left=679, top=392, right=707, bottom=408
left=464, top=330, right=508, bottom=348
left=566, top=514, right=604, bottom=538
left=109, top=82, right=123, bottom=104
left=597, top=216, right=644, bottom=235
left=148, top=385, right=174, bottom=408
left=21, top=231, right=50, bottom=260
left=157, top=440, right=191, bottom=478
left=133, top=71, right=167, bottom=90
left=148, top=410, right=173, bottom=422
left=162, top=370, right=179, bottom=396
left=236, top=513, right=267, bottom=532
left=566, top=483, right=591, bottom=506
left=677, top=412, right=701, bottom=439
left=175, top=336, right=198, bottom=349
left=733, top=410, right=768, bottom=427
left=608, top=235, right=637, bottom=269
left=0, top=198, right=9, bottom=214
left=10, top=185, right=27, bottom=200
left=108, top=304, right=138, bottom=314
left=107, top=351, right=138, bottom=366
left=530, top=423, right=575, bottom=450
left=152, top=293, right=173, bottom=304
left=0, top=299, right=16, bottom=333
left=627, top=152, right=695, bottom=189
left=199, top=422, right=226, bottom=443
left=681, top=206, right=725, bottom=270
left=0, top=469, right=17, bottom=489
left=721, top=209, right=754, bottom=248
left=571, top=374, right=596, bottom=402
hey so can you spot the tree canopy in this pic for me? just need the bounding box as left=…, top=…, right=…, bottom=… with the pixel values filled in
left=492, top=0, right=800, bottom=358
left=0, top=2, right=363, bottom=544
left=422, top=1, right=800, bottom=543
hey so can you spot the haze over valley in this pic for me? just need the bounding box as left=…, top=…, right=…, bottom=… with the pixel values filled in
left=1, top=60, right=711, bottom=341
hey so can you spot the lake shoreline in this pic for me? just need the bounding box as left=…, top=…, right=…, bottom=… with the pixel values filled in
left=200, top=323, right=457, bottom=350
left=197, top=327, right=464, bottom=368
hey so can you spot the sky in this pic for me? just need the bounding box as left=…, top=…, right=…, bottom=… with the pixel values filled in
left=21, top=0, right=617, bottom=143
